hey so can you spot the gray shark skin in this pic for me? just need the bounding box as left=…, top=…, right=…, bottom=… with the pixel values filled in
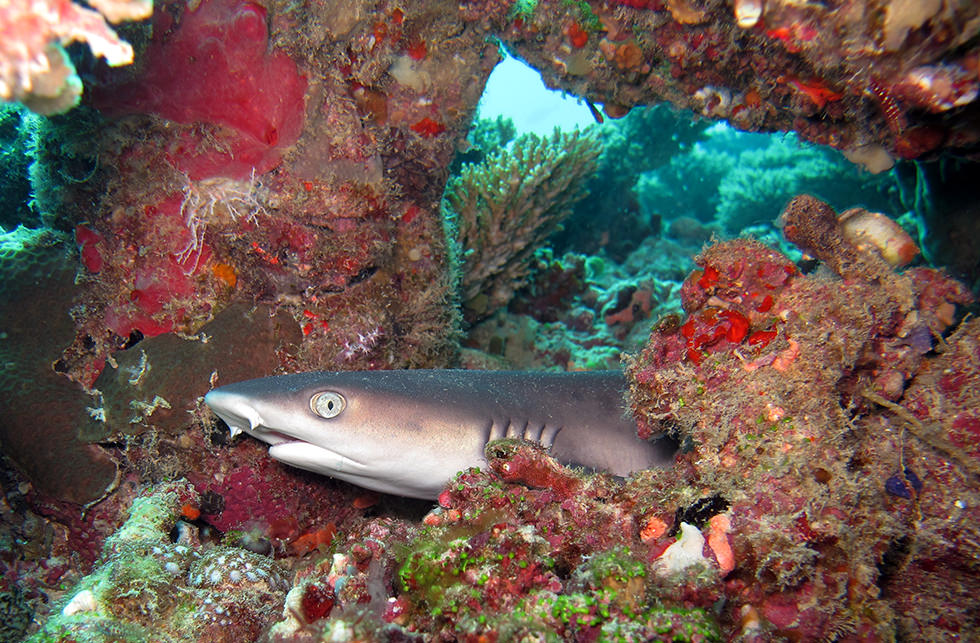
left=204, top=370, right=674, bottom=500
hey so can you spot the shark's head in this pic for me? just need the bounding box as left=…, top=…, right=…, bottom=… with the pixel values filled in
left=204, top=372, right=484, bottom=499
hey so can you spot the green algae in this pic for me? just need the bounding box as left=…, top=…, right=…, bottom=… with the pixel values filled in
left=508, top=0, right=537, bottom=21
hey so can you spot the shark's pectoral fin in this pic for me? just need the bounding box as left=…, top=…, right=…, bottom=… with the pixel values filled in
left=268, top=441, right=366, bottom=476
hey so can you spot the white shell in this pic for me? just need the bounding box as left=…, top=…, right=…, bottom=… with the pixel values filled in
left=734, top=0, right=763, bottom=28
left=839, top=208, right=919, bottom=267
left=654, top=522, right=707, bottom=573
left=62, top=589, right=98, bottom=616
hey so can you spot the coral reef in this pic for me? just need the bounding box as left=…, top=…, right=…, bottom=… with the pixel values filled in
left=445, top=129, right=600, bottom=322
left=266, top=441, right=727, bottom=642
left=3, top=0, right=980, bottom=638
left=879, top=316, right=980, bottom=637
left=714, top=135, right=896, bottom=234
left=13, top=198, right=980, bottom=639
left=28, top=482, right=292, bottom=642
left=500, top=0, right=980, bottom=164
left=0, top=227, right=117, bottom=504
left=463, top=236, right=696, bottom=371
left=1, top=0, right=507, bottom=503
left=0, top=104, right=38, bottom=229
left=637, top=128, right=897, bottom=235
left=552, top=104, right=708, bottom=259
left=625, top=197, right=976, bottom=638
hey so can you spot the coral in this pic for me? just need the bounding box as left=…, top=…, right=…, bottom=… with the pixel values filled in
left=185, top=449, right=355, bottom=544
left=8, top=0, right=980, bottom=638
left=624, top=203, right=975, bottom=636
left=88, top=303, right=299, bottom=441
left=24, top=106, right=104, bottom=232
left=0, top=104, right=39, bottom=229
left=499, top=0, right=980, bottom=162
left=445, top=129, right=600, bottom=322
left=28, top=481, right=292, bottom=642
left=714, top=134, right=895, bottom=234
left=463, top=234, right=694, bottom=371
left=553, top=105, right=709, bottom=260
left=0, top=0, right=148, bottom=114
left=0, top=226, right=116, bottom=504
left=637, top=139, right=735, bottom=223
left=266, top=442, right=726, bottom=642
left=92, top=0, right=307, bottom=180
left=636, top=127, right=897, bottom=236
left=449, top=115, right=516, bottom=172
left=779, top=194, right=914, bottom=298
left=0, top=587, right=33, bottom=642
left=877, top=318, right=980, bottom=637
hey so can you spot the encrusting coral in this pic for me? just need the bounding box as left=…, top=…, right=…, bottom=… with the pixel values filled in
left=444, top=129, right=600, bottom=322
left=624, top=196, right=977, bottom=638
left=28, top=482, right=291, bottom=642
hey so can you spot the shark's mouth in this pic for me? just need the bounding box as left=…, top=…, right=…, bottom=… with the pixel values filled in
left=209, top=411, right=298, bottom=447
left=267, top=441, right=366, bottom=477
left=247, top=427, right=298, bottom=446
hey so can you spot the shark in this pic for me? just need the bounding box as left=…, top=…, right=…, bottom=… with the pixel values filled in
left=204, top=369, right=675, bottom=500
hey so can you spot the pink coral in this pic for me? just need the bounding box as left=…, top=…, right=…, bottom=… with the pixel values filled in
left=0, top=0, right=146, bottom=113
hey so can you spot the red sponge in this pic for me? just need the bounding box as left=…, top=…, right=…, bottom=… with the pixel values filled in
left=96, top=0, right=307, bottom=179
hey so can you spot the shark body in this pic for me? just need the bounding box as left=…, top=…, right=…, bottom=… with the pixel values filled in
left=204, top=370, right=674, bottom=500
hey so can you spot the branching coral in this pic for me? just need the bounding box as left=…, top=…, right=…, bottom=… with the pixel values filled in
left=0, top=0, right=149, bottom=114
left=444, top=129, right=600, bottom=321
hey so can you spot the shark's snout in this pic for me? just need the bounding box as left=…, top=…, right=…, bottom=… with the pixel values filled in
left=205, top=388, right=268, bottom=439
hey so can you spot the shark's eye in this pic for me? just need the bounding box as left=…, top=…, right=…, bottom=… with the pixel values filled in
left=311, top=391, right=346, bottom=418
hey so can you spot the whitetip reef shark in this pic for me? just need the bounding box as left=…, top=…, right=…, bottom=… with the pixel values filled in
left=204, top=370, right=675, bottom=500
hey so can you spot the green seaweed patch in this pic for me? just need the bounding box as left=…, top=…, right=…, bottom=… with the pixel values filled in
left=518, top=590, right=721, bottom=641
left=508, top=0, right=537, bottom=21
left=573, top=546, right=646, bottom=590
left=28, top=614, right=167, bottom=643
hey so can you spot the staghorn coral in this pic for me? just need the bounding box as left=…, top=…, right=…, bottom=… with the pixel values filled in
left=444, top=129, right=600, bottom=322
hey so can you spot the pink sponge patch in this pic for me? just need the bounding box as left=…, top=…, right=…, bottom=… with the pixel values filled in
left=95, top=0, right=307, bottom=179
left=102, top=194, right=211, bottom=340
left=75, top=225, right=105, bottom=273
